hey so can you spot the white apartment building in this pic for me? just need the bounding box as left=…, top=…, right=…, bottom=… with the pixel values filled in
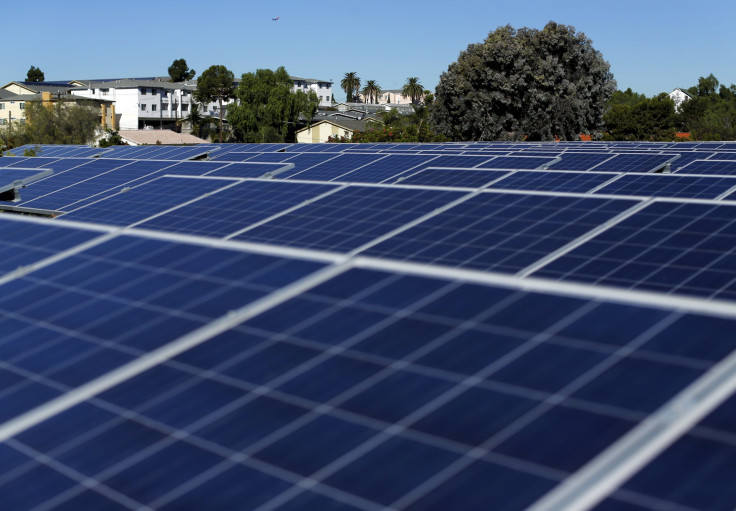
left=70, top=79, right=196, bottom=130
left=290, top=76, right=333, bottom=107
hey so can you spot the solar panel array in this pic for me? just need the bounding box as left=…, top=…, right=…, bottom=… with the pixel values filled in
left=1, top=140, right=736, bottom=510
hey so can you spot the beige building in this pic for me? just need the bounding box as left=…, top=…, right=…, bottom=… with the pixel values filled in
left=0, top=82, right=115, bottom=129
left=296, top=117, right=383, bottom=143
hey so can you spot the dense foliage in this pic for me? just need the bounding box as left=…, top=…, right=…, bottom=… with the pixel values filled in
left=430, top=22, right=615, bottom=141
left=679, top=75, right=736, bottom=140
left=603, top=92, right=676, bottom=141
left=227, top=66, right=319, bottom=143
left=168, top=59, right=196, bottom=82
left=195, top=65, right=235, bottom=143
left=0, top=100, right=98, bottom=147
left=601, top=75, right=736, bottom=141
left=26, top=66, right=44, bottom=82
left=341, top=72, right=360, bottom=103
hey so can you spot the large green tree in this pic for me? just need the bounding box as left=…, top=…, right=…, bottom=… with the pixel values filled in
left=430, top=22, right=616, bottom=141
left=14, top=100, right=98, bottom=145
left=26, top=66, right=45, bottom=82
left=604, top=93, right=676, bottom=140
left=402, top=77, right=424, bottom=104
left=168, top=59, right=196, bottom=82
left=679, top=74, right=736, bottom=140
left=341, top=72, right=360, bottom=102
left=227, top=66, right=319, bottom=143
left=195, top=65, right=234, bottom=143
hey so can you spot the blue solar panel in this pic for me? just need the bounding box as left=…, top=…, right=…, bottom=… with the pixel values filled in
left=591, top=154, right=678, bottom=173
left=488, top=170, right=616, bottom=193
left=6, top=266, right=728, bottom=510
left=397, top=168, right=510, bottom=188
left=676, top=159, right=736, bottom=175
left=283, top=153, right=387, bottom=181
left=475, top=156, right=557, bottom=169
left=331, top=154, right=437, bottom=183
left=270, top=153, right=341, bottom=178
left=135, top=180, right=338, bottom=238
left=532, top=201, right=736, bottom=299
left=363, top=192, right=640, bottom=273
left=60, top=176, right=239, bottom=227
left=3, top=141, right=736, bottom=510
left=0, top=217, right=103, bottom=274
left=152, top=161, right=231, bottom=176
left=20, top=160, right=175, bottom=211
left=547, top=153, right=615, bottom=171
left=232, top=186, right=464, bottom=252
left=0, top=167, right=53, bottom=193
left=204, top=162, right=291, bottom=178
left=592, top=173, right=736, bottom=199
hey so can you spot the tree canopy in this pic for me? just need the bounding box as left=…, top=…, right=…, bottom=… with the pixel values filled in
left=3, top=100, right=98, bottom=146
left=402, top=77, right=424, bottom=104
left=362, top=80, right=381, bottom=104
left=26, top=66, right=45, bottom=82
left=195, top=65, right=234, bottom=142
left=341, top=72, right=360, bottom=102
left=430, top=22, right=616, bottom=141
left=168, top=59, right=196, bottom=82
left=227, top=66, right=319, bottom=143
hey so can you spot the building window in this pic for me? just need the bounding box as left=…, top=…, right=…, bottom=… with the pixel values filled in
left=0, top=119, right=5, bottom=125
left=19, top=103, right=25, bottom=110
left=0, top=104, right=4, bottom=110
left=182, top=104, right=189, bottom=112
left=152, top=104, right=157, bottom=112
left=141, top=104, right=146, bottom=111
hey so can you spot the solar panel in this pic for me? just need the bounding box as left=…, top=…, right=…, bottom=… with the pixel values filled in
left=487, top=170, right=616, bottom=194
left=546, top=153, right=615, bottom=171
left=332, top=154, right=437, bottom=183
left=475, top=156, right=558, bottom=170
left=3, top=141, right=736, bottom=510
left=20, top=160, right=176, bottom=212
left=283, top=153, right=387, bottom=181
left=135, top=180, right=339, bottom=238
left=591, top=154, right=678, bottom=173
left=5, top=263, right=731, bottom=510
left=531, top=200, right=736, bottom=300
left=676, top=159, right=736, bottom=175
left=591, top=173, right=736, bottom=199
left=231, top=185, right=464, bottom=252
left=362, top=191, right=640, bottom=273
left=396, top=168, right=510, bottom=188
left=0, top=167, right=54, bottom=196
left=60, top=176, right=241, bottom=227
left=204, top=162, right=292, bottom=179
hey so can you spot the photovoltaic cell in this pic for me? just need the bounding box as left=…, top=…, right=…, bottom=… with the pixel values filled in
left=331, top=154, right=437, bottom=183
left=60, top=176, right=239, bottom=227
left=487, top=170, right=616, bottom=194
left=232, top=185, right=464, bottom=252
left=676, top=159, right=736, bottom=175
left=532, top=200, right=736, bottom=300
left=7, top=266, right=729, bottom=510
left=136, top=180, right=338, bottom=238
left=592, top=173, right=736, bottom=199
left=284, top=153, right=387, bottom=181
left=204, top=162, right=291, bottom=178
left=0, top=217, right=103, bottom=275
left=21, top=160, right=177, bottom=211
left=363, top=192, right=640, bottom=273
left=547, top=153, right=615, bottom=171
left=591, top=154, right=677, bottom=173
left=474, top=156, right=557, bottom=170
left=396, top=168, right=509, bottom=188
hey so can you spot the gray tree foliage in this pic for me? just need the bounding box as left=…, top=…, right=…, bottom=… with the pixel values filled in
left=430, top=22, right=616, bottom=141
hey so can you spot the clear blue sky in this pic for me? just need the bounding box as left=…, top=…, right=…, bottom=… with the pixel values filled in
left=6, top=0, right=735, bottom=101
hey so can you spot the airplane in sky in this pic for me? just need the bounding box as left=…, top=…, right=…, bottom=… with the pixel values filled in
left=272, top=16, right=279, bottom=21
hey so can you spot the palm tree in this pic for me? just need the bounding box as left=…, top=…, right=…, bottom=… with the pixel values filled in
left=402, top=77, right=424, bottom=105
left=341, top=72, right=361, bottom=103
left=362, top=80, right=382, bottom=104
